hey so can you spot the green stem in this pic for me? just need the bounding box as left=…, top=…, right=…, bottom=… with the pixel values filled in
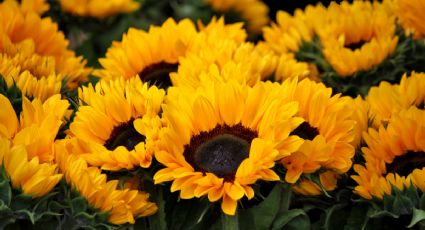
left=221, top=210, right=239, bottom=230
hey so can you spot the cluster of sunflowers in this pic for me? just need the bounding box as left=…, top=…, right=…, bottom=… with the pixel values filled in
left=1, top=0, right=425, bottom=229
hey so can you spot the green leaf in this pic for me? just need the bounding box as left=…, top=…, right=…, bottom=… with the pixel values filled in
left=221, top=212, right=239, bottom=230
left=420, top=193, right=425, bottom=210
left=324, top=203, right=349, bottom=230
left=271, top=209, right=310, bottom=230
left=408, top=208, right=425, bottom=228
left=242, top=183, right=290, bottom=230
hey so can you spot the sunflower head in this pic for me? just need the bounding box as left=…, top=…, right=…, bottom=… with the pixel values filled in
left=154, top=79, right=304, bottom=215
left=0, top=94, right=69, bottom=197
left=94, top=18, right=198, bottom=89
left=352, top=107, right=425, bottom=199
left=55, top=139, right=158, bottom=224
left=0, top=2, right=91, bottom=89
left=70, top=77, right=165, bottom=169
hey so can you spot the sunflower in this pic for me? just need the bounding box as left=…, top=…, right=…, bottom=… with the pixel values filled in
left=94, top=18, right=198, bottom=88
left=206, top=0, right=269, bottom=34
left=319, top=1, right=398, bottom=77
left=154, top=79, right=305, bottom=215
left=394, top=0, right=425, bottom=38
left=58, top=0, right=140, bottom=18
left=4, top=0, right=49, bottom=14
left=55, top=139, right=158, bottom=224
left=352, top=107, right=425, bottom=199
left=278, top=78, right=356, bottom=187
left=0, top=1, right=91, bottom=89
left=0, top=94, right=69, bottom=197
left=0, top=50, right=62, bottom=101
left=171, top=42, right=277, bottom=88
left=69, top=77, right=165, bottom=169
left=367, top=72, right=425, bottom=127
left=261, top=10, right=319, bottom=81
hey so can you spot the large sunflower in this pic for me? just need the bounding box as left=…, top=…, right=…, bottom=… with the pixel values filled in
left=367, top=72, right=425, bottom=127
left=55, top=139, right=158, bottom=224
left=261, top=10, right=319, bottom=81
left=0, top=1, right=91, bottom=89
left=154, top=79, right=304, bottom=215
left=394, top=0, right=425, bottom=38
left=0, top=94, right=68, bottom=197
left=352, top=107, right=425, bottom=199
left=94, top=18, right=198, bottom=88
left=277, top=78, right=356, bottom=191
left=69, top=77, right=165, bottom=169
left=58, top=0, right=140, bottom=18
left=319, top=1, right=398, bottom=77
left=206, top=0, right=269, bottom=34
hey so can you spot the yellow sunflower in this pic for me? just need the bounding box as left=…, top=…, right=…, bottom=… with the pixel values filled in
left=394, top=0, right=425, bottom=38
left=4, top=0, right=49, bottom=15
left=0, top=94, right=69, bottom=197
left=278, top=78, right=356, bottom=187
left=367, top=72, right=425, bottom=127
left=94, top=18, right=198, bottom=87
left=69, top=77, right=165, bottom=169
left=0, top=50, right=62, bottom=102
left=319, top=1, right=398, bottom=77
left=352, top=107, right=425, bottom=199
left=59, top=0, right=140, bottom=18
left=261, top=10, right=319, bottom=81
left=171, top=42, right=277, bottom=88
left=206, top=0, right=269, bottom=34
left=0, top=1, right=91, bottom=89
left=55, top=139, right=158, bottom=224
left=154, top=79, right=305, bottom=215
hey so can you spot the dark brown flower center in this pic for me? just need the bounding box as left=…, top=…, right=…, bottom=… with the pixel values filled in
left=183, top=124, right=258, bottom=181
left=104, top=119, right=146, bottom=151
left=139, top=62, right=177, bottom=90
left=386, top=151, right=425, bottom=177
left=345, top=39, right=367, bottom=51
left=290, top=121, right=319, bottom=140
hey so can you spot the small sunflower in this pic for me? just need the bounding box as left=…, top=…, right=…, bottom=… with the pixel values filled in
left=0, top=1, right=91, bottom=89
left=171, top=42, right=277, bottom=88
left=154, top=80, right=304, bottom=215
left=55, top=139, right=158, bottom=224
left=278, top=78, right=356, bottom=187
left=352, top=107, right=425, bottom=199
left=94, top=18, right=198, bottom=88
left=69, top=77, right=165, bottom=169
left=367, top=72, right=425, bottom=127
left=0, top=50, right=62, bottom=101
left=319, top=1, right=398, bottom=77
left=395, top=0, right=425, bottom=38
left=58, top=0, right=140, bottom=18
left=0, top=94, right=69, bottom=197
left=206, top=0, right=269, bottom=34
left=261, top=10, right=319, bottom=81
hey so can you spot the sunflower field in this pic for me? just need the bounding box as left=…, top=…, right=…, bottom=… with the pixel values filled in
left=1, top=0, right=425, bottom=229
